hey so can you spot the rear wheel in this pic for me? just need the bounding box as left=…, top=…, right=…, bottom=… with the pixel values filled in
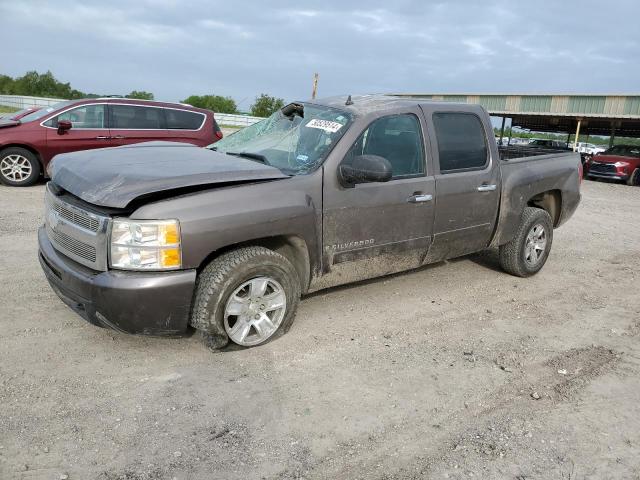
left=499, top=207, right=553, bottom=277
left=0, top=147, right=41, bottom=186
left=627, top=168, right=640, bottom=186
left=190, top=246, right=301, bottom=349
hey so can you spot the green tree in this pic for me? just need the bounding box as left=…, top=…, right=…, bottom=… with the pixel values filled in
left=0, top=74, right=14, bottom=94
left=126, top=90, right=154, bottom=100
left=182, top=94, right=237, bottom=113
left=3, top=71, right=85, bottom=99
left=250, top=93, right=285, bottom=117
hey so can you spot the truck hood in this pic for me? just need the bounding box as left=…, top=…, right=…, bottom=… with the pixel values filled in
left=50, top=141, right=290, bottom=208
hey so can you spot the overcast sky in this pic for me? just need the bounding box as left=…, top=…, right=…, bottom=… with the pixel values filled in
left=1, top=0, right=638, bottom=110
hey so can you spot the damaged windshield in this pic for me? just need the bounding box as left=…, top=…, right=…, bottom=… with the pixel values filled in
left=209, top=103, right=352, bottom=175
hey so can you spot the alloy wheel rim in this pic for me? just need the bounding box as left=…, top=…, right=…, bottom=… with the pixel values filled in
left=224, top=276, right=287, bottom=346
left=0, top=154, right=32, bottom=182
left=524, top=223, right=547, bottom=266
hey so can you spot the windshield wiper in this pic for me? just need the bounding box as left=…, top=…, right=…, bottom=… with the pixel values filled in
left=226, top=151, right=270, bottom=165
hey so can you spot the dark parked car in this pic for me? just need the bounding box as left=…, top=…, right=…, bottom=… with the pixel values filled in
left=39, top=95, right=581, bottom=348
left=0, top=98, right=222, bottom=186
left=587, top=145, right=640, bottom=185
left=528, top=139, right=571, bottom=150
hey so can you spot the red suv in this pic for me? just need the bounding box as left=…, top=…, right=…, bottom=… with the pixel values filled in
left=0, top=98, right=223, bottom=186
left=587, top=145, right=640, bottom=186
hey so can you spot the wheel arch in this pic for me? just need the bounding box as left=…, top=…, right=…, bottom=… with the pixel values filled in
left=526, top=189, right=562, bottom=227
left=197, top=235, right=311, bottom=294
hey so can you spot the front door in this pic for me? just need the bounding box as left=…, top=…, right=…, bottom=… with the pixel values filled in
left=317, top=112, right=435, bottom=291
left=424, top=110, right=500, bottom=262
left=44, top=103, right=111, bottom=162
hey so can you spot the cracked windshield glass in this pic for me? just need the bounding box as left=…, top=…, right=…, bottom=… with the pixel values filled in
left=210, top=103, right=352, bottom=175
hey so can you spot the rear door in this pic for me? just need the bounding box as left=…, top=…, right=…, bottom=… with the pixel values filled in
left=422, top=108, right=501, bottom=262
left=44, top=103, right=112, bottom=161
left=108, top=104, right=169, bottom=146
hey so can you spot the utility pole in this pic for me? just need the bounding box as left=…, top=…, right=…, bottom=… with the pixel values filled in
left=573, top=119, right=582, bottom=152
left=311, top=73, right=319, bottom=99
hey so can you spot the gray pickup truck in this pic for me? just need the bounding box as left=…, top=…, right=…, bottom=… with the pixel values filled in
left=39, top=95, right=581, bottom=348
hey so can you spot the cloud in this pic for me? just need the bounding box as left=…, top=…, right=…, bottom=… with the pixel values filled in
left=198, top=19, right=254, bottom=39
left=1, top=0, right=638, bottom=105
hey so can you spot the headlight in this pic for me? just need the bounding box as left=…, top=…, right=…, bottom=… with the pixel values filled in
left=614, top=161, right=629, bottom=167
left=109, top=219, right=181, bottom=270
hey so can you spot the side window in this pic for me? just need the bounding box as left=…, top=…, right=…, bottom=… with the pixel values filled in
left=165, top=109, right=205, bottom=130
left=45, top=104, right=105, bottom=128
left=111, top=105, right=164, bottom=129
left=433, top=112, right=488, bottom=173
left=345, top=114, right=425, bottom=178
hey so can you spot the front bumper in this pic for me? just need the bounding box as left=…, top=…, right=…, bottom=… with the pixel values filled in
left=38, top=226, right=197, bottom=336
left=587, top=171, right=627, bottom=181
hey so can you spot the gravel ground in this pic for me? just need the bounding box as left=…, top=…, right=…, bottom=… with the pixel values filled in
left=0, top=179, right=639, bottom=480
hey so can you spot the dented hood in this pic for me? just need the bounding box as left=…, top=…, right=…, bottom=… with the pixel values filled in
left=50, top=141, right=289, bottom=208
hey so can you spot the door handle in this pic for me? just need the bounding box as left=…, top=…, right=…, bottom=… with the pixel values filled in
left=95, top=136, right=110, bottom=140
left=477, top=184, right=497, bottom=192
left=407, top=194, right=433, bottom=203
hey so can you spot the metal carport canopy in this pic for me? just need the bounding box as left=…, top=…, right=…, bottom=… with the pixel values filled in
left=392, top=93, right=640, bottom=137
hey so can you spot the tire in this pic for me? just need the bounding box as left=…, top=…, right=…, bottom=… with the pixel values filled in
left=626, top=168, right=640, bottom=187
left=0, top=147, right=41, bottom=186
left=190, top=246, right=301, bottom=349
left=499, top=207, right=554, bottom=278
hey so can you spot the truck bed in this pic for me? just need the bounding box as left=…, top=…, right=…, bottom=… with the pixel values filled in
left=498, top=145, right=572, bottom=161
left=491, top=149, right=582, bottom=248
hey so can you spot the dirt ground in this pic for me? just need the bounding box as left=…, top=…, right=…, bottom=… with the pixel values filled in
left=1, top=179, right=639, bottom=480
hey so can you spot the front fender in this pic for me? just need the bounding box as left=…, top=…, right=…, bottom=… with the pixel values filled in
left=130, top=173, right=323, bottom=273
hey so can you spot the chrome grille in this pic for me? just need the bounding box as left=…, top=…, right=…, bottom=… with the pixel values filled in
left=45, top=183, right=109, bottom=271
left=51, top=201, right=99, bottom=232
left=47, top=227, right=97, bottom=262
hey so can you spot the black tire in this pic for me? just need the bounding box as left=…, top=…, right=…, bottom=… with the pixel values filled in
left=626, top=168, right=640, bottom=186
left=190, top=246, right=301, bottom=349
left=0, top=147, right=41, bottom=186
left=499, top=207, right=554, bottom=277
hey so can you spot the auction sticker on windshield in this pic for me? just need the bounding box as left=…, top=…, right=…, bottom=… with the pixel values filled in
left=305, top=119, right=343, bottom=133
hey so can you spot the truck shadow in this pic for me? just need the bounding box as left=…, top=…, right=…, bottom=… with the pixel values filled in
left=304, top=248, right=503, bottom=300
left=465, top=248, right=503, bottom=273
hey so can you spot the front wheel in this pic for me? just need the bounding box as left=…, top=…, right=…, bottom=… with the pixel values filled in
left=0, top=147, right=41, bottom=186
left=499, top=207, right=553, bottom=277
left=190, top=246, right=301, bottom=349
left=627, top=168, right=640, bottom=186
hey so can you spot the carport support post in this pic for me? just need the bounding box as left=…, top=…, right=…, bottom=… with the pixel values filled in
left=609, top=122, right=616, bottom=148
left=499, top=116, right=506, bottom=144
left=573, top=119, right=582, bottom=152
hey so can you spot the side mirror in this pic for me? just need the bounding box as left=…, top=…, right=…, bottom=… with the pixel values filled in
left=57, top=120, right=72, bottom=135
left=339, top=154, right=393, bottom=186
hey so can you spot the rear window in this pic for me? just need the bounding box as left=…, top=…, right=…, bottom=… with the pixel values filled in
left=433, top=112, right=488, bottom=173
left=165, top=109, right=205, bottom=130
left=110, top=105, right=164, bottom=129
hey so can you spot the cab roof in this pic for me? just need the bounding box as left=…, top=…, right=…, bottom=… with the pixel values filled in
left=308, top=94, right=482, bottom=117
